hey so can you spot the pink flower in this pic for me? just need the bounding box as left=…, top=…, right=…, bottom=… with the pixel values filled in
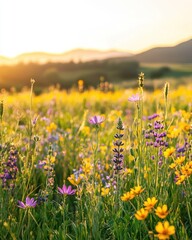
left=18, top=197, right=37, bottom=209
left=128, top=94, right=140, bottom=102
left=89, top=116, right=105, bottom=125
left=58, top=185, right=76, bottom=195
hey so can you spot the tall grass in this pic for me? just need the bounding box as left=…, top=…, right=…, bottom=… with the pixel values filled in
left=0, top=78, right=191, bottom=239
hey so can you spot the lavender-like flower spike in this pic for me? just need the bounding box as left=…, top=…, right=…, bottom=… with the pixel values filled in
left=113, top=118, right=124, bottom=173
left=0, top=145, right=18, bottom=189
left=18, top=197, right=37, bottom=209
left=58, top=185, right=76, bottom=195
left=89, top=115, right=105, bottom=125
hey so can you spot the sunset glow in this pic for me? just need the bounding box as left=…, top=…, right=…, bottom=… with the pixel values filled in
left=0, top=0, right=192, bottom=57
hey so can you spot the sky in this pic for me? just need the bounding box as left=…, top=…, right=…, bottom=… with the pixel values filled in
left=0, top=0, right=192, bottom=58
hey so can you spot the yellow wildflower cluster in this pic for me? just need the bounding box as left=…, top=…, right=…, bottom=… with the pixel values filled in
left=68, top=174, right=82, bottom=186
left=135, top=199, right=173, bottom=239
left=46, top=122, right=57, bottom=133
left=135, top=197, right=158, bottom=220
left=167, top=115, right=190, bottom=139
left=135, top=198, right=169, bottom=221
left=81, top=126, right=90, bottom=136
left=180, top=110, right=191, bottom=120
left=167, top=126, right=181, bottom=138
left=169, top=156, right=192, bottom=185
left=82, top=158, right=93, bottom=175
left=121, top=185, right=144, bottom=201
left=175, top=161, right=192, bottom=185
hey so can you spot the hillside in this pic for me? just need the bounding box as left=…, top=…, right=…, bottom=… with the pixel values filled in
left=125, top=39, right=192, bottom=63
left=0, top=49, right=133, bottom=65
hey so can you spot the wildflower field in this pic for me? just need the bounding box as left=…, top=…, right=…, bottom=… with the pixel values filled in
left=0, top=75, right=192, bottom=240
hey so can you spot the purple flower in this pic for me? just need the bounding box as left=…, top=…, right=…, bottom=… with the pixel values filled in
left=0, top=145, right=18, bottom=189
left=148, top=113, right=159, bottom=120
left=32, top=115, right=39, bottom=126
left=35, top=160, right=46, bottom=169
left=89, top=115, right=105, bottom=125
left=58, top=185, right=76, bottom=195
left=18, top=197, right=37, bottom=209
left=128, top=94, right=140, bottom=102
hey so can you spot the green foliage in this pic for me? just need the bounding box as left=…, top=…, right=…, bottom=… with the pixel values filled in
left=0, top=81, right=191, bottom=239
left=150, top=66, right=171, bottom=79
left=0, top=60, right=139, bottom=90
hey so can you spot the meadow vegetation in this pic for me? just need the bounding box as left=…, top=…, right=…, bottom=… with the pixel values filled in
left=0, top=75, right=191, bottom=239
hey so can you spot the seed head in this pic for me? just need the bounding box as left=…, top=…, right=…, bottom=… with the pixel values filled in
left=164, top=82, right=169, bottom=101
left=138, top=72, right=144, bottom=88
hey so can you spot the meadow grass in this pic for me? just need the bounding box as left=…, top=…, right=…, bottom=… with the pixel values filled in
left=0, top=77, right=191, bottom=240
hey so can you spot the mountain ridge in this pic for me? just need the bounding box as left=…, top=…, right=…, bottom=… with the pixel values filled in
left=0, top=38, right=191, bottom=65
left=0, top=49, right=133, bottom=65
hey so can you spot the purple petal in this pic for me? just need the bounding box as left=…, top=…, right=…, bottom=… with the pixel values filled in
left=67, top=185, right=72, bottom=193
left=58, top=187, right=64, bottom=194
left=62, top=185, right=67, bottom=193
left=18, top=201, right=26, bottom=209
left=69, top=189, right=76, bottom=195
left=26, top=197, right=31, bottom=205
left=30, top=201, right=37, bottom=208
left=89, top=115, right=104, bottom=125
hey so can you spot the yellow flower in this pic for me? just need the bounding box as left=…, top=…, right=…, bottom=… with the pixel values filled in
left=163, top=147, right=175, bottom=158
left=130, top=185, right=145, bottom=196
left=189, top=161, right=192, bottom=167
left=144, top=197, right=158, bottom=211
left=124, top=168, right=133, bottom=175
left=167, top=126, right=180, bottom=138
left=100, top=145, right=107, bottom=154
left=181, top=164, right=192, bottom=176
left=50, top=156, right=56, bottom=164
left=180, top=110, right=191, bottom=120
left=155, top=205, right=169, bottom=219
left=46, top=122, right=57, bottom=133
left=67, top=174, right=81, bottom=186
left=135, top=208, right=149, bottom=220
left=81, top=126, right=90, bottom=136
left=179, top=122, right=190, bottom=132
left=175, top=175, right=186, bottom=185
left=121, top=192, right=135, bottom=201
left=155, top=221, right=175, bottom=239
left=169, top=163, right=176, bottom=169
left=82, top=158, right=93, bottom=174
left=105, top=163, right=109, bottom=170
left=175, top=156, right=185, bottom=165
left=82, top=162, right=93, bottom=174
left=101, top=188, right=110, bottom=197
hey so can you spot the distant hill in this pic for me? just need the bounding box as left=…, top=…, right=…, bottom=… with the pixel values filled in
left=1, top=39, right=191, bottom=65
left=124, top=39, right=192, bottom=63
left=0, top=49, right=133, bottom=65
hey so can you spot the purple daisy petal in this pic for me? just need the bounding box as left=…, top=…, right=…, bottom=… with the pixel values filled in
left=26, top=197, right=31, bottom=205
left=89, top=115, right=105, bottom=125
left=63, top=185, right=67, bottom=193
left=58, top=187, right=64, bottom=194
left=18, top=201, right=26, bottom=209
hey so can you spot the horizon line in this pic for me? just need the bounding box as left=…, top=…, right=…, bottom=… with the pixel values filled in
left=0, top=36, right=191, bottom=59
